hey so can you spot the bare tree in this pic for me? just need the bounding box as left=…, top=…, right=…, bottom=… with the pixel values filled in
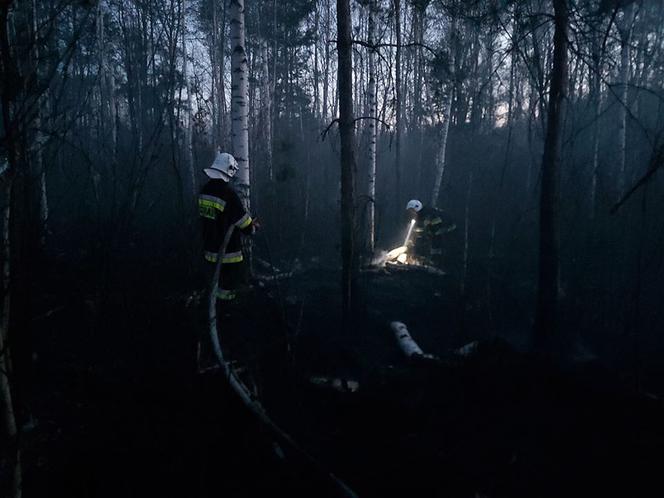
left=534, top=0, right=569, bottom=351
left=181, top=0, right=195, bottom=199
left=617, top=2, right=636, bottom=194
left=337, top=0, right=358, bottom=325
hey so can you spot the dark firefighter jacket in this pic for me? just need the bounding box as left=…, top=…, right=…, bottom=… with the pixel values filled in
left=199, top=179, right=253, bottom=264
left=411, top=206, right=449, bottom=254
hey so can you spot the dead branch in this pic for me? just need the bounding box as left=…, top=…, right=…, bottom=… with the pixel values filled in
left=320, top=118, right=340, bottom=141
left=611, top=143, right=664, bottom=214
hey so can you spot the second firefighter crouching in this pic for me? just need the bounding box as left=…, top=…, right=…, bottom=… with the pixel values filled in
left=405, top=199, right=456, bottom=267
left=199, top=150, right=258, bottom=301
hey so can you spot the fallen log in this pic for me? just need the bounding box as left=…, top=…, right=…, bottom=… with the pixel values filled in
left=390, top=321, right=440, bottom=362
left=391, top=321, right=424, bottom=358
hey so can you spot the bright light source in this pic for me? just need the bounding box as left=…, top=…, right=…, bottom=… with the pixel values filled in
left=403, top=218, right=416, bottom=247
left=397, top=253, right=408, bottom=264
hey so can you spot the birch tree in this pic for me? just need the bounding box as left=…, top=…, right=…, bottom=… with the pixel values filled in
left=230, top=0, right=250, bottom=208
left=366, top=0, right=378, bottom=254
left=393, top=0, right=402, bottom=203
left=431, top=12, right=456, bottom=207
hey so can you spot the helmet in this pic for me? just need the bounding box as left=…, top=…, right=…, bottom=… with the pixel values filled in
left=406, top=199, right=423, bottom=212
left=204, top=151, right=239, bottom=181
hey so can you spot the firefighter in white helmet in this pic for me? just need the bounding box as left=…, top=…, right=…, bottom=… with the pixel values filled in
left=405, top=199, right=455, bottom=266
left=199, top=150, right=258, bottom=302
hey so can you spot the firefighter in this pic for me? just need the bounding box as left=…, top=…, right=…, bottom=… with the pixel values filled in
left=199, top=150, right=257, bottom=303
left=405, top=199, right=455, bottom=266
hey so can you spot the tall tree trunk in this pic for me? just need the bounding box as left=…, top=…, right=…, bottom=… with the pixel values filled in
left=337, top=0, right=358, bottom=326
left=211, top=0, right=218, bottom=145
left=313, top=4, right=320, bottom=120
left=617, top=3, right=635, bottom=194
left=393, top=0, right=402, bottom=204
left=533, top=0, right=568, bottom=351
left=431, top=14, right=456, bottom=207
left=366, top=0, right=377, bottom=255
left=0, top=3, right=22, bottom=494
left=1, top=178, right=21, bottom=498
left=216, top=0, right=228, bottom=148
left=487, top=17, right=517, bottom=324
left=260, top=39, right=273, bottom=181
left=323, top=0, right=330, bottom=120
left=590, top=47, right=603, bottom=219
left=230, top=0, right=250, bottom=208
left=461, top=171, right=473, bottom=298
left=32, top=0, right=47, bottom=248
left=181, top=0, right=195, bottom=199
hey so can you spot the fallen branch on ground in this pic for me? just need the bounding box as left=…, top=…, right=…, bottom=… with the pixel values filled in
left=390, top=321, right=439, bottom=361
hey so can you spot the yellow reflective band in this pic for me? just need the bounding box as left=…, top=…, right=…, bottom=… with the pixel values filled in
left=235, top=213, right=252, bottom=229
left=430, top=217, right=443, bottom=225
left=205, top=251, right=218, bottom=263
left=198, top=195, right=226, bottom=218
left=222, top=251, right=243, bottom=264
left=199, top=205, right=216, bottom=219
left=216, top=289, right=236, bottom=300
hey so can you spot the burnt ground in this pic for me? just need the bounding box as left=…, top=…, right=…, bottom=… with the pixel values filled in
left=18, top=258, right=664, bottom=497
left=18, top=257, right=341, bottom=498
left=243, top=265, right=664, bottom=497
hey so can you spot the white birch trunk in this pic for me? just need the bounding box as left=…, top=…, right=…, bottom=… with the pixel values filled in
left=210, top=0, right=219, bottom=145
left=431, top=101, right=452, bottom=207
left=230, top=0, right=250, bottom=209
left=366, top=0, right=377, bottom=254
left=390, top=321, right=424, bottom=358
left=431, top=17, right=456, bottom=207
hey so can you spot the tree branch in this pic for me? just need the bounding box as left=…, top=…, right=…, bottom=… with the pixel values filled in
left=611, top=143, right=664, bottom=214
left=320, top=118, right=340, bottom=141
left=353, top=116, right=390, bottom=129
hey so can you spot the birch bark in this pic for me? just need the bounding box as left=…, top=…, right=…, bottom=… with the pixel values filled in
left=366, top=0, right=378, bottom=254
left=431, top=15, right=456, bottom=207
left=230, top=0, right=250, bottom=208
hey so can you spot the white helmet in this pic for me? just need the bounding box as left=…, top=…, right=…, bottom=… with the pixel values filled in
left=406, top=199, right=423, bottom=212
left=204, top=150, right=239, bottom=181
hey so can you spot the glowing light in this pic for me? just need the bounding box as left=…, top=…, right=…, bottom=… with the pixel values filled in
left=397, top=253, right=408, bottom=264
left=403, top=218, right=416, bottom=247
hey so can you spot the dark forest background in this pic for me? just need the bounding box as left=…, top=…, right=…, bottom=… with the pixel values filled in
left=2, top=0, right=664, bottom=496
